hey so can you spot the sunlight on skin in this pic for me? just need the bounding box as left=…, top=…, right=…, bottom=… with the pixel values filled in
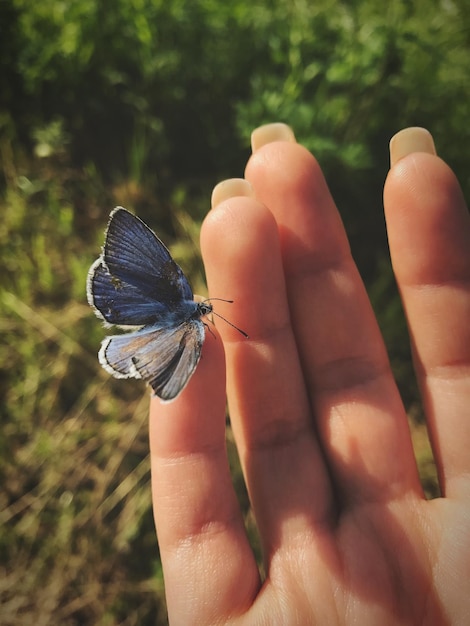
left=149, top=125, right=470, bottom=625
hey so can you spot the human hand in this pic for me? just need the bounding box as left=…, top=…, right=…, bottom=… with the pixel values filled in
left=149, top=125, right=470, bottom=625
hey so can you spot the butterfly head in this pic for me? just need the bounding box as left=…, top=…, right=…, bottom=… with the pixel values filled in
left=199, top=298, right=248, bottom=338
left=196, top=301, right=213, bottom=318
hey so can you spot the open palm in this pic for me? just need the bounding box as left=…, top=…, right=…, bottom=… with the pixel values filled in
left=149, top=126, right=470, bottom=625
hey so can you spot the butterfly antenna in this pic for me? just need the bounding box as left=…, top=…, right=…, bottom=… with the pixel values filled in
left=203, top=298, right=248, bottom=338
left=204, top=297, right=234, bottom=304
left=211, top=311, right=249, bottom=338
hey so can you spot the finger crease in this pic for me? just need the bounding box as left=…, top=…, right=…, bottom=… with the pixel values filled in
left=313, top=356, right=391, bottom=395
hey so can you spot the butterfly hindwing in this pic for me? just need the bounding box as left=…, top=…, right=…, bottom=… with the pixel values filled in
left=98, top=321, right=205, bottom=401
left=146, top=322, right=205, bottom=401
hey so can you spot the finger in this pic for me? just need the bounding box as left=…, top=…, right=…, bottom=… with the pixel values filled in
left=201, top=179, right=333, bottom=556
left=385, top=127, right=470, bottom=497
left=149, top=333, right=259, bottom=623
left=245, top=126, right=422, bottom=503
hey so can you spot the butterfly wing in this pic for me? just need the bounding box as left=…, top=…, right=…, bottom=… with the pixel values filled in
left=103, top=207, right=193, bottom=303
left=99, top=320, right=205, bottom=401
left=87, top=258, right=175, bottom=327
left=87, top=207, right=194, bottom=327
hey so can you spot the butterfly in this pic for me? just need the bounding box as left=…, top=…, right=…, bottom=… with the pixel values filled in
left=87, top=207, right=246, bottom=401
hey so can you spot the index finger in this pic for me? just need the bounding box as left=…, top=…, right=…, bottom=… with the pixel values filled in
left=149, top=331, right=260, bottom=623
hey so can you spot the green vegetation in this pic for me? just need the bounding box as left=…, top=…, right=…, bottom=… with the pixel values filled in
left=1, top=0, right=468, bottom=622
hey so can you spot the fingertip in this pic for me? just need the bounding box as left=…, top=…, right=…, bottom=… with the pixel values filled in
left=384, top=151, right=469, bottom=286
left=211, top=178, right=254, bottom=209
left=389, top=127, right=436, bottom=167
left=246, top=137, right=318, bottom=178
left=202, top=193, right=276, bottom=266
left=250, top=122, right=296, bottom=152
left=245, top=140, right=331, bottom=219
left=386, top=128, right=452, bottom=211
left=384, top=151, right=464, bottom=216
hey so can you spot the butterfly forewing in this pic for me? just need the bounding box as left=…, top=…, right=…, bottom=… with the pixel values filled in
left=104, top=208, right=193, bottom=304
left=88, top=259, right=173, bottom=327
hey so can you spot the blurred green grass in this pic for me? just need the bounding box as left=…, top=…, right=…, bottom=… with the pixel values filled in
left=0, top=176, right=165, bottom=624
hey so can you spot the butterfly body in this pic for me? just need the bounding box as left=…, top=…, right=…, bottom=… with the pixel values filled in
left=87, top=207, right=213, bottom=401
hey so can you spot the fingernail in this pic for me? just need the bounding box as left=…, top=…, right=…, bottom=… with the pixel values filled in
left=251, top=123, right=296, bottom=153
left=211, top=178, right=254, bottom=208
left=389, top=127, right=436, bottom=167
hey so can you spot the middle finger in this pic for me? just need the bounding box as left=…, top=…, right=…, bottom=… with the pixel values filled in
left=246, top=129, right=422, bottom=504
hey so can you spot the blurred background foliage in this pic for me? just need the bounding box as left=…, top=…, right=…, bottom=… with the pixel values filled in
left=0, top=0, right=468, bottom=623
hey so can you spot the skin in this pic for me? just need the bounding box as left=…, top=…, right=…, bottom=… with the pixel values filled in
left=149, top=131, right=470, bottom=625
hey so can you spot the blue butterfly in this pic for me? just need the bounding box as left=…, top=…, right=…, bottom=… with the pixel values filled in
left=87, top=207, right=246, bottom=401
